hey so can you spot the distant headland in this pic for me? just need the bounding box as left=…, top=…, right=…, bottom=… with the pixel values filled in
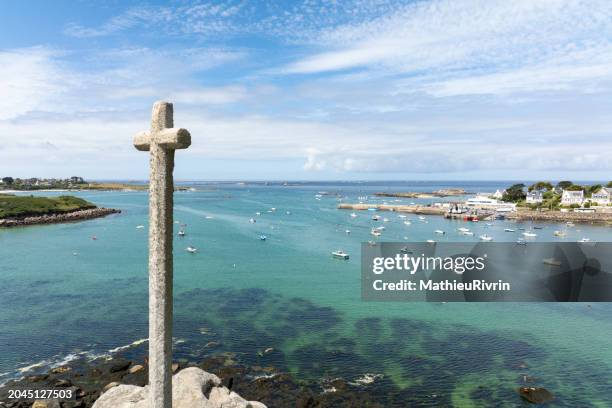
left=0, top=194, right=120, bottom=228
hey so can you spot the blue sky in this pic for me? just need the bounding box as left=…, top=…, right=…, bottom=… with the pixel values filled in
left=1, top=0, right=611, bottom=181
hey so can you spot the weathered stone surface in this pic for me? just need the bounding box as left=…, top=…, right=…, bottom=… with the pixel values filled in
left=92, top=368, right=265, bottom=408
left=134, top=101, right=192, bottom=408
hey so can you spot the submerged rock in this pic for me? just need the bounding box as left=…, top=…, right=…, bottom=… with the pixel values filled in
left=519, top=387, right=554, bottom=403
left=92, top=367, right=266, bottom=408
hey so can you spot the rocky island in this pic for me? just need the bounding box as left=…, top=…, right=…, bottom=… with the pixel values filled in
left=0, top=194, right=120, bottom=228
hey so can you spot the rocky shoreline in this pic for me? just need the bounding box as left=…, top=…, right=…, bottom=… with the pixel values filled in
left=0, top=208, right=121, bottom=228
left=0, top=353, right=395, bottom=408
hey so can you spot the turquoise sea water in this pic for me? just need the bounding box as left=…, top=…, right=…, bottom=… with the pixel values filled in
left=1, top=181, right=611, bottom=406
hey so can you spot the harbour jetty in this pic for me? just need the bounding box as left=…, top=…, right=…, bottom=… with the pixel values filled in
left=507, top=209, right=612, bottom=225
left=338, top=203, right=446, bottom=215
left=0, top=207, right=121, bottom=228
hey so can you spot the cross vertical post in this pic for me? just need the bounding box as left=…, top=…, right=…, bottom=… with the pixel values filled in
left=134, top=101, right=191, bottom=408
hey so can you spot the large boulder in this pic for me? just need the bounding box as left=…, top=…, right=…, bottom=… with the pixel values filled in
left=92, top=367, right=266, bottom=408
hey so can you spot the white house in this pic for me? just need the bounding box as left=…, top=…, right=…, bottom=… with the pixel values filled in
left=561, top=190, right=584, bottom=206
left=526, top=190, right=544, bottom=204
left=591, top=187, right=612, bottom=206
left=465, top=195, right=516, bottom=211
left=492, top=189, right=505, bottom=199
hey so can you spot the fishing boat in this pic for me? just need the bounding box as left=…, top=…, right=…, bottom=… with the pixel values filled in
left=332, top=250, right=349, bottom=260
left=533, top=226, right=544, bottom=230
left=371, top=229, right=382, bottom=237
left=434, top=230, right=445, bottom=234
left=249, top=218, right=256, bottom=223
left=504, top=228, right=515, bottom=232
left=259, top=234, right=267, bottom=241
left=345, top=229, right=351, bottom=234
left=186, top=246, right=198, bottom=253
left=372, top=215, right=380, bottom=221
left=479, top=234, right=493, bottom=241
left=178, top=230, right=186, bottom=237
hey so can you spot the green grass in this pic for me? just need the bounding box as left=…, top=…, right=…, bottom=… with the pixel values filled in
left=0, top=194, right=96, bottom=219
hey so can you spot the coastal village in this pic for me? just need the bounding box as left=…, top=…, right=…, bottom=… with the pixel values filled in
left=339, top=181, right=612, bottom=225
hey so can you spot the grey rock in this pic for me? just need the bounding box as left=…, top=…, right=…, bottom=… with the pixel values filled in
left=92, top=367, right=266, bottom=408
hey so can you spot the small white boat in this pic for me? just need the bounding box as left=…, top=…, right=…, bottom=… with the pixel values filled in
left=255, top=212, right=261, bottom=216
left=371, top=230, right=382, bottom=237
left=418, top=216, right=426, bottom=221
left=579, top=237, right=591, bottom=242
left=178, top=230, right=186, bottom=237
left=522, top=232, right=537, bottom=238
left=372, top=215, right=380, bottom=221
left=259, top=234, right=267, bottom=241
left=332, top=250, right=349, bottom=260
left=404, top=221, right=412, bottom=226
left=566, top=222, right=575, bottom=227
left=458, top=227, right=470, bottom=233
left=434, top=230, right=445, bottom=235
left=479, top=234, right=493, bottom=241
left=186, top=246, right=198, bottom=253
left=345, top=229, right=351, bottom=234
left=383, top=218, right=390, bottom=223
left=504, top=228, right=515, bottom=232
left=249, top=218, right=256, bottom=223
left=398, top=214, right=407, bottom=219
left=462, top=231, right=474, bottom=236
left=205, top=216, right=214, bottom=219
left=516, top=239, right=527, bottom=245
left=350, top=213, right=357, bottom=218
left=136, top=225, right=145, bottom=229
left=286, top=211, right=291, bottom=215
left=270, top=207, right=276, bottom=212
left=553, top=230, right=566, bottom=237
left=426, top=239, right=436, bottom=243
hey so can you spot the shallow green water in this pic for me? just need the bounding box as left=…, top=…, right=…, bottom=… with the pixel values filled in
left=1, top=182, right=611, bottom=406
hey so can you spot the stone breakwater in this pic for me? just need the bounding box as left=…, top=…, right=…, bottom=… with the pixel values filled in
left=0, top=208, right=121, bottom=228
left=507, top=209, right=612, bottom=225
left=338, top=203, right=446, bottom=215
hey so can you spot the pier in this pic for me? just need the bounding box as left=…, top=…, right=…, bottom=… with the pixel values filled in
left=337, top=203, right=446, bottom=215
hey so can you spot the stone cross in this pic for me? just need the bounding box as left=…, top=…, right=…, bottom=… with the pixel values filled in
left=134, top=101, right=191, bottom=408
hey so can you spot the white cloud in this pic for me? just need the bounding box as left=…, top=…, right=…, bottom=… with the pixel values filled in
left=0, top=48, right=70, bottom=120
left=283, top=0, right=612, bottom=96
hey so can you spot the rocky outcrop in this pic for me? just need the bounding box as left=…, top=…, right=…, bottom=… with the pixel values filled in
left=92, top=367, right=266, bottom=408
left=0, top=208, right=120, bottom=228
